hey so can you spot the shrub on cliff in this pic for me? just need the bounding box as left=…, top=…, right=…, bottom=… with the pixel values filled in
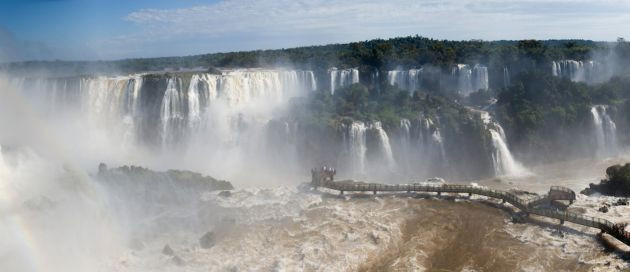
left=582, top=163, right=630, bottom=196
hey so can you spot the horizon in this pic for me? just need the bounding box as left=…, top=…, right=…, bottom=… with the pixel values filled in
left=0, top=37, right=614, bottom=65
left=1, top=0, right=630, bottom=62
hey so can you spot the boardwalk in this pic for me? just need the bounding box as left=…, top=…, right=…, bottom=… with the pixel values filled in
left=311, top=167, right=630, bottom=247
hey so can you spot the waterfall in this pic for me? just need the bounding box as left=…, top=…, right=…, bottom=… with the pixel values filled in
left=479, top=111, right=528, bottom=177
left=387, top=68, right=423, bottom=94
left=369, top=121, right=396, bottom=170
left=503, top=67, right=510, bottom=88
left=344, top=121, right=367, bottom=174
left=329, top=67, right=359, bottom=94
left=452, top=64, right=473, bottom=96
left=472, top=65, right=489, bottom=91
left=160, top=78, right=186, bottom=148
left=591, top=105, right=618, bottom=157
left=452, top=64, right=488, bottom=96
left=187, top=74, right=202, bottom=130
left=552, top=60, right=606, bottom=83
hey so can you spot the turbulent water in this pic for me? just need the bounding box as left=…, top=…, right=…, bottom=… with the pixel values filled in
left=2, top=71, right=630, bottom=272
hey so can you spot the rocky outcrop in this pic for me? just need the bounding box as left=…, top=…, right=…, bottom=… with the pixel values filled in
left=582, top=163, right=630, bottom=197
left=97, top=163, right=233, bottom=191
left=199, top=231, right=216, bottom=249
left=95, top=163, right=233, bottom=207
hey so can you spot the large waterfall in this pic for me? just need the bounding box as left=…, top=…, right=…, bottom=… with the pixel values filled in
left=451, top=64, right=488, bottom=96
left=552, top=60, right=606, bottom=83
left=591, top=105, right=619, bottom=157
left=387, top=68, right=424, bottom=94
left=8, top=69, right=318, bottom=179
left=478, top=111, right=528, bottom=177
left=329, top=67, right=359, bottom=94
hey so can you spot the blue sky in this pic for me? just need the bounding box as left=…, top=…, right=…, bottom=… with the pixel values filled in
left=1, top=0, right=630, bottom=62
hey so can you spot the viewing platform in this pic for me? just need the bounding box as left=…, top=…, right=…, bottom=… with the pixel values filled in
left=311, top=167, right=630, bottom=248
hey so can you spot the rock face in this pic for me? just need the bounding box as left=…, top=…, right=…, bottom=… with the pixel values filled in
left=199, top=231, right=216, bottom=249
left=97, top=164, right=233, bottom=191
left=162, top=245, right=174, bottom=256
left=582, top=163, right=630, bottom=197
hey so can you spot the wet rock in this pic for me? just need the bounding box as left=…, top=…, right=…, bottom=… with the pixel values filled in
left=162, top=244, right=175, bottom=256
left=199, top=231, right=216, bottom=249
left=581, top=164, right=630, bottom=197
left=24, top=196, right=55, bottom=211
left=614, top=198, right=629, bottom=206
left=369, top=231, right=380, bottom=244
left=598, top=206, right=609, bottom=213
left=129, top=239, right=145, bottom=251
left=172, top=255, right=185, bottom=266
left=218, top=190, right=232, bottom=197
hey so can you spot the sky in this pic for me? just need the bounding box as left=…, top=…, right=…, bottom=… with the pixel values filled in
left=1, top=0, right=630, bottom=62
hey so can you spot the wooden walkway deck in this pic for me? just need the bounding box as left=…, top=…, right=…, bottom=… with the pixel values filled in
left=311, top=167, right=630, bottom=247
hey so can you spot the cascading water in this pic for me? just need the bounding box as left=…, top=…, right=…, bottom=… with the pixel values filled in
left=387, top=68, right=423, bottom=94
left=368, top=121, right=396, bottom=171
left=343, top=121, right=367, bottom=175
left=329, top=67, right=359, bottom=94
left=590, top=105, right=619, bottom=157
left=340, top=121, right=398, bottom=176
left=160, top=77, right=186, bottom=148
left=8, top=69, right=318, bottom=181
left=503, top=67, right=511, bottom=88
left=478, top=111, right=528, bottom=177
left=452, top=64, right=488, bottom=96
left=552, top=60, right=606, bottom=83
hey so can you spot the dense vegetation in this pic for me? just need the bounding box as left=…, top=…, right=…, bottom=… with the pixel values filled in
left=0, top=36, right=615, bottom=77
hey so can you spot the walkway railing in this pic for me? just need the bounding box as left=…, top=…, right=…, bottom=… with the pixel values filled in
left=310, top=167, right=630, bottom=247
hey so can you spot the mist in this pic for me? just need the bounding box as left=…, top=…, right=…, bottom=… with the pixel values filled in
left=2, top=36, right=630, bottom=271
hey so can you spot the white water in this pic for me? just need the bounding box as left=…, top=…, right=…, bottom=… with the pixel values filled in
left=329, top=67, right=359, bottom=94
left=451, top=64, right=488, bottom=96
left=387, top=68, right=423, bottom=94
left=503, top=67, right=510, bottom=88
left=590, top=105, right=619, bottom=157
left=8, top=69, right=318, bottom=184
left=552, top=60, right=607, bottom=83
left=479, top=111, right=528, bottom=177
left=369, top=122, right=396, bottom=171
left=341, top=121, right=397, bottom=176
left=343, top=121, right=368, bottom=175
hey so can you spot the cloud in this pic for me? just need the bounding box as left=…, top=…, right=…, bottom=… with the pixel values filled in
left=123, top=0, right=630, bottom=40
left=55, top=0, right=630, bottom=60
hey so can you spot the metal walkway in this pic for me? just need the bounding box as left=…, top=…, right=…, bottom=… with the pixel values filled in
left=311, top=167, right=630, bottom=247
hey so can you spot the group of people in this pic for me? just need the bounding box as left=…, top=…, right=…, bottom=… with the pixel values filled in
left=311, top=166, right=336, bottom=185
left=611, top=223, right=630, bottom=241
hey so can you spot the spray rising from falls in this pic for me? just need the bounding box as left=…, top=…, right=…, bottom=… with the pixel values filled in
left=8, top=69, right=318, bottom=181
left=329, top=67, right=359, bottom=94
left=478, top=111, right=528, bottom=177
left=590, top=105, right=619, bottom=157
